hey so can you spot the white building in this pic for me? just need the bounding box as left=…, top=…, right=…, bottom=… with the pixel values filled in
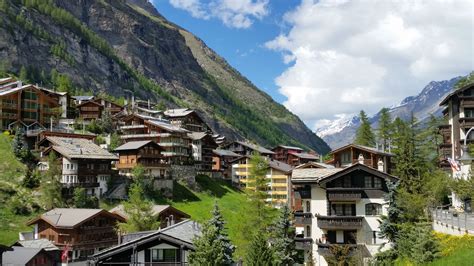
left=291, top=161, right=398, bottom=265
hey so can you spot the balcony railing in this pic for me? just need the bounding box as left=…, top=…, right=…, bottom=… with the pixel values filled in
left=316, top=216, right=363, bottom=230
left=0, top=102, right=18, bottom=109
left=294, top=212, right=312, bottom=225
left=327, top=191, right=362, bottom=201
left=62, top=182, right=99, bottom=188
left=295, top=237, right=313, bottom=250
left=459, top=117, right=474, bottom=128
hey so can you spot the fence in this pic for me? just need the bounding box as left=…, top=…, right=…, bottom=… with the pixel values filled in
left=431, top=208, right=474, bottom=235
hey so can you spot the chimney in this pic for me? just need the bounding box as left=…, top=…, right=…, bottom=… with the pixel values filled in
left=378, top=159, right=384, bottom=172
left=358, top=154, right=365, bottom=164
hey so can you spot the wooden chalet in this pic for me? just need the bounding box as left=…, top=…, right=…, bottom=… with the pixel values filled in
left=76, top=100, right=103, bottom=122
left=110, top=204, right=191, bottom=229
left=212, top=149, right=241, bottom=179
left=327, top=143, right=394, bottom=173
left=26, top=208, right=125, bottom=262
left=222, top=140, right=275, bottom=157
left=0, top=78, right=61, bottom=131
left=164, top=108, right=210, bottom=132
left=94, top=98, right=123, bottom=116
left=272, top=145, right=320, bottom=166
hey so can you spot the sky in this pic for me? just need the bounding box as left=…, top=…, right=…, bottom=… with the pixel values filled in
left=151, top=0, right=474, bottom=131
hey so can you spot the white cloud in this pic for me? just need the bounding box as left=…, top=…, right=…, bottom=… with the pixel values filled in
left=169, top=0, right=269, bottom=29
left=266, top=0, right=473, bottom=130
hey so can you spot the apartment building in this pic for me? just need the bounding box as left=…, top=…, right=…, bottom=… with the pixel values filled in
left=291, top=160, right=398, bottom=265
left=188, top=132, right=218, bottom=173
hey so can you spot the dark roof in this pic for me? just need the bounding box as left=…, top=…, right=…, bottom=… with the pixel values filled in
left=15, top=239, right=59, bottom=251
left=440, top=83, right=474, bottom=106
left=329, top=143, right=394, bottom=157
left=110, top=204, right=190, bottom=220
left=289, top=151, right=320, bottom=160
left=213, top=149, right=240, bottom=157
left=273, top=145, right=303, bottom=151
left=92, top=220, right=201, bottom=260
left=295, top=161, right=335, bottom=169
left=268, top=159, right=293, bottom=173
left=27, top=208, right=124, bottom=229
left=114, top=140, right=160, bottom=151
left=231, top=141, right=275, bottom=155
left=2, top=247, right=47, bottom=265
left=292, top=163, right=398, bottom=184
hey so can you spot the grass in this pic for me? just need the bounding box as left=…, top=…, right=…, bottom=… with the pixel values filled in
left=0, top=132, right=27, bottom=182
left=0, top=207, right=37, bottom=245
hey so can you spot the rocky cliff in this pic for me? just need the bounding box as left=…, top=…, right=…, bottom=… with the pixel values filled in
left=0, top=0, right=330, bottom=153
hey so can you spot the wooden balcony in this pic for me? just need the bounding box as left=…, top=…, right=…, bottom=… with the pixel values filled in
left=327, top=190, right=362, bottom=201
left=116, top=162, right=168, bottom=169
left=459, top=117, right=474, bottom=128
left=0, top=102, right=18, bottom=109
left=0, top=112, right=18, bottom=119
left=438, top=124, right=451, bottom=135
left=294, top=212, right=312, bottom=225
left=62, top=182, right=99, bottom=188
left=460, top=97, right=474, bottom=107
left=295, top=237, right=313, bottom=250
left=316, top=216, right=363, bottom=230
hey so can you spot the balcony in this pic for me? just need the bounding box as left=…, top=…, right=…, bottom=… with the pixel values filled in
left=0, top=112, right=18, bottom=119
left=459, top=117, right=474, bottom=128
left=317, top=243, right=367, bottom=257
left=327, top=189, right=362, bottom=201
left=438, top=124, right=451, bottom=135
left=460, top=97, right=474, bottom=107
left=294, top=212, right=312, bottom=225
left=316, top=216, right=363, bottom=230
left=0, top=102, right=18, bottom=109
left=62, top=182, right=99, bottom=188
left=295, top=237, right=313, bottom=250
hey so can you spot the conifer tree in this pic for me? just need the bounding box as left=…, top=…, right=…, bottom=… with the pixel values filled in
left=12, top=127, right=28, bottom=160
left=19, top=66, right=28, bottom=81
left=117, top=183, right=159, bottom=233
left=377, top=107, right=392, bottom=151
left=354, top=110, right=375, bottom=147
left=40, top=152, right=63, bottom=210
left=271, top=205, right=296, bottom=265
left=189, top=203, right=234, bottom=265
left=245, top=233, right=274, bottom=266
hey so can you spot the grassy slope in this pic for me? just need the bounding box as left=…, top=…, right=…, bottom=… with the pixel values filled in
left=0, top=133, right=34, bottom=245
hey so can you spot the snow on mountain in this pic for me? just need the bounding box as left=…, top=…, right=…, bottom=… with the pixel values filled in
left=317, top=76, right=463, bottom=149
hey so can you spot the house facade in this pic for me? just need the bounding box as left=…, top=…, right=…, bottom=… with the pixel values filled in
left=291, top=162, right=398, bottom=265
left=110, top=204, right=191, bottom=229
left=164, top=108, right=210, bottom=132
left=212, top=149, right=241, bottom=179
left=38, top=136, right=118, bottom=198
left=25, top=208, right=125, bottom=262
left=327, top=144, right=394, bottom=173
left=189, top=132, right=218, bottom=173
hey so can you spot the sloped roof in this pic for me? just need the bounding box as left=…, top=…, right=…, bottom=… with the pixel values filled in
left=110, top=204, right=190, bottom=220
left=164, top=108, right=194, bottom=117
left=329, top=143, right=394, bottom=157
left=289, top=151, right=320, bottom=160
left=2, top=247, right=47, bottom=265
left=92, top=220, right=201, bottom=260
left=146, top=119, right=189, bottom=133
left=273, top=145, right=303, bottom=151
left=213, top=149, right=240, bottom=157
left=295, top=161, right=335, bottom=169
left=16, top=239, right=59, bottom=251
left=44, top=136, right=118, bottom=160
left=233, top=141, right=275, bottom=155
left=26, top=208, right=123, bottom=229
left=188, top=132, right=207, bottom=140
left=72, top=95, right=94, bottom=101
left=440, top=83, right=474, bottom=106
left=268, top=159, right=293, bottom=173
left=114, top=140, right=159, bottom=151
left=292, top=168, right=343, bottom=182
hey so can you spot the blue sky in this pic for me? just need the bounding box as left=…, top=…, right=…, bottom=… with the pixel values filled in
left=151, top=0, right=295, bottom=103
left=150, top=0, right=473, bottom=131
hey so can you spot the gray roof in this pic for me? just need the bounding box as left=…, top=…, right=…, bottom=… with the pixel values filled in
left=72, top=95, right=94, bottom=101
left=2, top=246, right=45, bottom=265
left=45, top=136, right=118, bottom=160
left=16, top=239, right=59, bottom=251
left=146, top=119, right=189, bottom=133
left=188, top=132, right=207, bottom=140
left=213, top=149, right=240, bottom=157
left=28, top=208, right=105, bottom=228
left=274, top=145, right=303, bottom=151
left=268, top=160, right=293, bottom=173
left=114, top=140, right=155, bottom=151
left=292, top=168, right=343, bottom=182
left=290, top=152, right=320, bottom=160
left=110, top=204, right=172, bottom=219
left=295, top=161, right=335, bottom=169
left=234, top=141, right=275, bottom=155
left=164, top=108, right=194, bottom=117
left=330, top=143, right=394, bottom=157
left=92, top=220, right=201, bottom=259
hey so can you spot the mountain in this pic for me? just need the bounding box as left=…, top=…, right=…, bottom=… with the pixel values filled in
left=317, top=76, right=463, bottom=149
left=0, top=0, right=330, bottom=154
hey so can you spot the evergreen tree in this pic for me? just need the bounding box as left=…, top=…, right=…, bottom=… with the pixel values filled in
left=270, top=205, right=296, bottom=265
left=12, top=128, right=28, bottom=160
left=189, top=203, right=234, bottom=265
left=354, top=110, right=375, bottom=147
left=40, top=153, right=63, bottom=210
left=109, top=133, right=121, bottom=151
left=379, top=181, right=401, bottom=244
left=19, top=66, right=28, bottom=81
left=117, top=183, right=159, bottom=233
left=377, top=107, right=392, bottom=151
left=245, top=233, right=274, bottom=266
left=99, top=110, right=114, bottom=134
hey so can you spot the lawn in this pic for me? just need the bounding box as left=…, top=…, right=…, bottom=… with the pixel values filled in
left=0, top=207, right=37, bottom=245
left=0, top=132, right=27, bottom=182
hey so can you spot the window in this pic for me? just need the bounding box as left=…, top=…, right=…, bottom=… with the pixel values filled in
left=151, top=249, right=178, bottom=262
left=343, top=176, right=351, bottom=188
left=331, top=204, right=356, bottom=216
left=465, top=108, right=474, bottom=118
left=341, top=152, right=351, bottom=164
left=374, top=178, right=382, bottom=188
left=305, top=201, right=311, bottom=213
left=364, top=176, right=372, bottom=188
left=365, top=203, right=382, bottom=216
left=306, top=225, right=311, bottom=237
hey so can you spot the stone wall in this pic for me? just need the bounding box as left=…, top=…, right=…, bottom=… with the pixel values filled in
left=170, top=165, right=197, bottom=186
left=153, top=179, right=174, bottom=198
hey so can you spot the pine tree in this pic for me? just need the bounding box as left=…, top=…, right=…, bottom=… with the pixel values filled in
left=189, top=203, right=234, bottom=265
left=12, top=127, right=27, bottom=159
left=99, top=110, right=114, bottom=134
left=271, top=205, right=296, bottom=265
left=40, top=152, right=63, bottom=210
left=19, top=66, right=28, bottom=81
left=379, top=181, right=401, bottom=244
left=377, top=107, right=392, bottom=151
left=245, top=233, right=274, bottom=266
left=117, top=183, right=159, bottom=233
left=354, top=110, right=375, bottom=147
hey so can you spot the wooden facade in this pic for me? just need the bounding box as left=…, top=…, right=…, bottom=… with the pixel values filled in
left=115, top=141, right=169, bottom=178
left=77, top=100, right=103, bottom=122
left=328, top=144, right=393, bottom=173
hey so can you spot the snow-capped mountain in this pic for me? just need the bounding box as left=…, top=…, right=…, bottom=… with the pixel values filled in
left=317, top=76, right=463, bottom=149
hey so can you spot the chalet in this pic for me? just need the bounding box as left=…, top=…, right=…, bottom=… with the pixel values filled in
left=164, top=108, right=210, bottom=132
left=0, top=79, right=62, bottom=131
left=439, top=82, right=474, bottom=210
left=288, top=152, right=321, bottom=166
left=222, top=140, right=275, bottom=157
left=272, top=145, right=303, bottom=161
left=327, top=143, right=394, bottom=173
left=13, top=239, right=60, bottom=264
left=72, top=95, right=94, bottom=105
left=188, top=132, right=218, bottom=172
left=212, top=149, right=241, bottom=179
left=115, top=140, right=168, bottom=178
left=1, top=246, right=55, bottom=266
left=76, top=100, right=103, bottom=122
left=110, top=204, right=191, bottom=229
left=90, top=220, right=201, bottom=265
left=94, top=98, right=123, bottom=116
left=25, top=208, right=125, bottom=262
left=38, top=136, right=118, bottom=198
left=120, top=114, right=192, bottom=164
left=231, top=156, right=293, bottom=207
left=291, top=162, right=398, bottom=265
